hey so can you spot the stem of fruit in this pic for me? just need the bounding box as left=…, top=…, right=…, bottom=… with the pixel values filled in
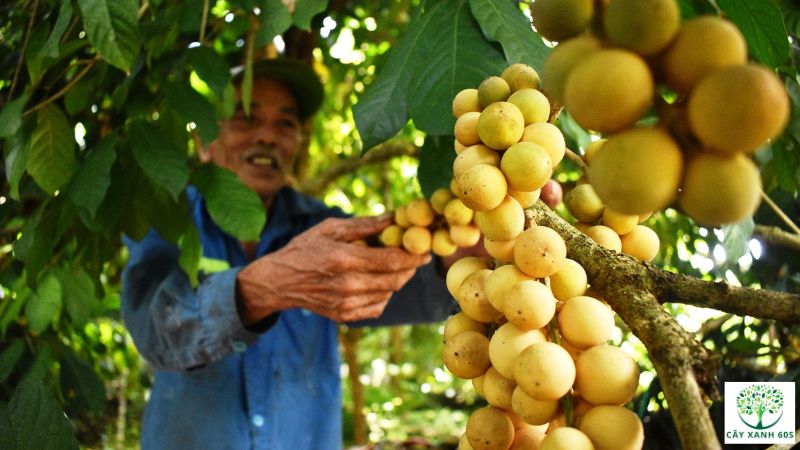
left=564, top=148, right=588, bottom=171
left=548, top=316, right=574, bottom=427
left=760, top=189, right=800, bottom=236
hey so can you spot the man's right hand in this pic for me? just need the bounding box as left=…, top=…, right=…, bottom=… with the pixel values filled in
left=236, top=215, right=432, bottom=325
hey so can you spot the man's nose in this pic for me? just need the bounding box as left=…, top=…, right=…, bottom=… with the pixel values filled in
left=252, top=121, right=278, bottom=146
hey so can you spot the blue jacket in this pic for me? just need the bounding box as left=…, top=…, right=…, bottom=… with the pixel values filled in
left=121, top=186, right=456, bottom=450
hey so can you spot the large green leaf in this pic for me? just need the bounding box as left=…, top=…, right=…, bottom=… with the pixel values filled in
left=3, top=126, right=31, bottom=200
left=24, top=272, right=62, bottom=335
left=14, top=201, right=64, bottom=286
left=0, top=94, right=28, bottom=138
left=128, top=121, right=189, bottom=201
left=468, top=0, right=550, bottom=70
left=27, top=105, right=75, bottom=194
left=41, top=0, right=74, bottom=59
left=292, top=0, right=328, bottom=30
left=163, top=81, right=220, bottom=146
left=188, top=47, right=231, bottom=96
left=25, top=25, right=50, bottom=85
left=77, top=0, right=141, bottom=72
left=191, top=165, right=266, bottom=241
left=53, top=266, right=100, bottom=328
left=67, top=135, right=117, bottom=220
left=0, top=340, right=25, bottom=384
left=717, top=0, right=789, bottom=69
left=721, top=217, right=755, bottom=262
left=406, top=0, right=508, bottom=135
left=59, top=347, right=106, bottom=415
left=257, top=0, right=293, bottom=47
left=418, top=135, right=457, bottom=198
left=4, top=377, right=78, bottom=450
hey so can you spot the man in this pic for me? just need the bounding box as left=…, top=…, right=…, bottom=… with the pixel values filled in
left=121, top=59, right=457, bottom=449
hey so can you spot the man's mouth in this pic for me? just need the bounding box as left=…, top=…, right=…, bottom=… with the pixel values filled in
left=243, top=148, right=282, bottom=171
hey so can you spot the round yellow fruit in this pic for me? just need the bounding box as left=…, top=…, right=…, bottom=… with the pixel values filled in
left=453, top=144, right=501, bottom=178
left=531, top=0, right=594, bottom=42
left=453, top=88, right=482, bottom=118
left=688, top=64, right=789, bottom=154
left=542, top=35, right=602, bottom=104
left=443, top=330, right=491, bottom=379
left=511, top=386, right=560, bottom=426
left=501, top=142, right=553, bottom=192
left=444, top=312, right=488, bottom=342
left=394, top=205, right=411, bottom=227
left=588, top=127, right=683, bottom=215
left=450, top=224, right=482, bottom=248
left=602, top=208, right=639, bottom=235
left=620, top=224, right=660, bottom=261
left=603, top=0, right=681, bottom=56
left=446, top=256, right=490, bottom=298
left=458, top=164, right=508, bottom=211
left=504, top=280, right=557, bottom=331
left=586, top=225, right=622, bottom=252
left=466, top=406, right=515, bottom=450
left=583, top=138, right=606, bottom=165
left=514, top=226, right=567, bottom=278
left=678, top=152, right=761, bottom=227
left=509, top=425, right=546, bottom=450
left=574, top=345, right=639, bottom=405
left=454, top=111, right=482, bottom=146
left=565, top=183, right=605, bottom=223
left=520, top=122, right=566, bottom=166
left=430, top=187, right=455, bottom=214
left=485, top=264, right=533, bottom=311
left=540, top=427, right=594, bottom=450
left=489, top=323, right=547, bottom=379
left=564, top=49, right=654, bottom=133
left=475, top=195, right=525, bottom=242
left=484, top=236, right=516, bottom=262
left=508, top=188, right=541, bottom=208
left=515, top=342, right=576, bottom=401
left=458, top=269, right=503, bottom=323
left=558, top=295, right=615, bottom=349
left=379, top=224, right=404, bottom=247
left=444, top=198, right=474, bottom=226
left=662, top=16, right=747, bottom=94
left=402, top=226, right=432, bottom=255
left=406, top=198, right=435, bottom=227
left=483, top=366, right=517, bottom=410
left=501, top=63, right=541, bottom=92
left=508, top=88, right=551, bottom=125
left=478, top=76, right=511, bottom=108
left=477, top=102, right=525, bottom=150
left=549, top=258, right=588, bottom=301
left=579, top=405, right=644, bottom=450
left=432, top=228, right=458, bottom=257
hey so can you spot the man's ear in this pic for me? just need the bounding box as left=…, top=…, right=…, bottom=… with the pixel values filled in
left=194, top=133, right=213, bottom=163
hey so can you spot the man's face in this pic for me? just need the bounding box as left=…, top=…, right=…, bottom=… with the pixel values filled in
left=203, top=77, right=302, bottom=201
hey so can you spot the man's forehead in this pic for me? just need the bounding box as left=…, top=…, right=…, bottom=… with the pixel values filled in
left=235, top=77, right=301, bottom=116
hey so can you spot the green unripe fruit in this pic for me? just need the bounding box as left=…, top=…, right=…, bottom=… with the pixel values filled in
left=477, top=102, right=525, bottom=150
left=478, top=76, right=511, bottom=108
left=501, top=141, right=553, bottom=192
left=531, top=0, right=594, bottom=42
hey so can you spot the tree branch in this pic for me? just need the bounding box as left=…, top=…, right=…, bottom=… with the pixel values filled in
left=754, top=224, right=800, bottom=251
left=297, top=143, right=419, bottom=196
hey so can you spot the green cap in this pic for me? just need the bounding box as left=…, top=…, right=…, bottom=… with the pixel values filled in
left=232, top=59, right=324, bottom=120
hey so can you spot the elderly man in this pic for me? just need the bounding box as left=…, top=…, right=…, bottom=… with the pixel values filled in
left=121, top=59, right=456, bottom=449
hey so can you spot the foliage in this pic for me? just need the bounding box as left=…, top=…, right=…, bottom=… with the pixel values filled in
left=0, top=0, right=798, bottom=448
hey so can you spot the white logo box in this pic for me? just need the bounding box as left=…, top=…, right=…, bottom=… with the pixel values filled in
left=724, top=381, right=796, bottom=444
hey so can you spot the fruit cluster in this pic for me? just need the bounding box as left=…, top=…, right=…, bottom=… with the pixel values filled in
left=534, top=0, right=789, bottom=227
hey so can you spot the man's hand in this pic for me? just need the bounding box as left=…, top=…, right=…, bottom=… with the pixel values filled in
left=236, top=215, right=432, bottom=325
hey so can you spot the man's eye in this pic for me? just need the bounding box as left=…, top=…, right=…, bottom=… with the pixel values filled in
left=280, top=119, right=299, bottom=130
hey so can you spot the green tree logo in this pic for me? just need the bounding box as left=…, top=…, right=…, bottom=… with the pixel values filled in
left=736, top=385, right=785, bottom=430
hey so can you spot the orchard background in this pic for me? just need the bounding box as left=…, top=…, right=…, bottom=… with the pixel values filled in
left=0, top=0, right=799, bottom=448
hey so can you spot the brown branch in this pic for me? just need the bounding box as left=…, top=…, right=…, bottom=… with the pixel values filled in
left=5, top=0, right=39, bottom=107
left=298, top=143, right=419, bottom=196
left=22, top=58, right=99, bottom=117
left=754, top=224, right=800, bottom=251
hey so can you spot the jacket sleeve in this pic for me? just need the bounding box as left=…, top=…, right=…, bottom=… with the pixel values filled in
left=121, top=230, right=266, bottom=370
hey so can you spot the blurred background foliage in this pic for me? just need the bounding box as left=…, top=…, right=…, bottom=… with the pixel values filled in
left=0, top=0, right=798, bottom=448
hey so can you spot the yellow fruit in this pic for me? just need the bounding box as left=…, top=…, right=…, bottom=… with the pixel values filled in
left=444, top=312, right=488, bottom=342
left=379, top=224, right=404, bottom=247
left=453, top=88, right=482, bottom=118
left=489, top=323, right=547, bottom=379
left=531, top=0, right=594, bottom=42
left=406, top=198, right=435, bottom=227
left=430, top=187, right=455, bottom=214
left=483, top=236, right=516, bottom=262
left=662, top=16, right=748, bottom=94
left=454, top=111, right=482, bottom=146
left=574, top=345, right=639, bottom=405
left=520, top=122, right=566, bottom=166
left=588, top=127, right=683, bottom=215
left=432, top=228, right=458, bottom=257
left=444, top=198, right=474, bottom=226
left=446, top=256, right=490, bottom=298
left=583, top=138, right=606, bottom=165
left=602, top=208, right=639, bottom=235
left=402, top=226, right=432, bottom=255
left=443, top=330, right=491, bottom=379
left=485, top=264, right=532, bottom=311
left=501, top=63, right=541, bottom=92
left=586, top=225, right=622, bottom=252
left=564, top=49, right=654, bottom=133
left=459, top=433, right=476, bottom=450
left=504, top=280, right=557, bottom=331
left=542, top=35, right=602, bottom=104
left=483, top=367, right=517, bottom=410
left=477, top=102, right=525, bottom=150
left=472, top=374, right=486, bottom=398
left=678, top=152, right=761, bottom=227
left=450, top=224, right=482, bottom=248
left=508, top=188, right=541, bottom=208
left=455, top=139, right=467, bottom=154
left=466, top=407, right=515, bottom=450
left=511, top=386, right=560, bottom=426
left=475, top=196, right=525, bottom=242
left=620, top=225, right=659, bottom=261
left=507, top=88, right=551, bottom=125
left=509, top=425, right=546, bottom=450
left=565, top=184, right=604, bottom=223
left=501, top=142, right=553, bottom=192
left=458, top=164, right=508, bottom=211
left=453, top=144, right=501, bottom=178
left=478, top=76, right=511, bottom=108
left=603, top=0, right=681, bottom=56
left=540, top=427, right=594, bottom=450
left=394, top=205, right=411, bottom=227
left=515, top=342, right=576, bottom=401
left=688, top=64, right=789, bottom=154
left=558, top=295, right=615, bottom=349
left=579, top=406, right=644, bottom=450
left=549, top=258, right=588, bottom=301
left=458, top=269, right=504, bottom=323
left=514, top=226, right=567, bottom=278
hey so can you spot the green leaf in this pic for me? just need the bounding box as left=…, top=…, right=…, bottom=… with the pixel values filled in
left=717, top=0, right=789, bottom=69
left=418, top=135, right=457, bottom=198
left=67, top=135, right=117, bottom=220
left=59, top=347, right=106, bottom=415
left=163, top=81, right=219, bottom=146
left=64, top=78, right=92, bottom=115
left=179, top=224, right=202, bottom=288
left=468, top=0, right=550, bottom=70
left=5, top=377, right=79, bottom=450
left=721, top=216, right=755, bottom=262
left=53, top=266, right=100, bottom=327
left=3, top=127, right=31, bottom=200
left=0, top=404, right=13, bottom=450
left=0, top=341, right=25, bottom=384
left=257, top=0, right=293, bottom=47
left=24, top=272, right=62, bottom=335
left=0, top=290, right=27, bottom=337
left=27, top=105, right=75, bottom=194
left=292, top=0, right=328, bottom=30
left=407, top=0, right=508, bottom=135
left=25, top=25, right=50, bottom=85
left=77, top=0, right=141, bottom=72
left=128, top=121, right=189, bottom=200
left=0, top=94, right=28, bottom=138
left=14, top=200, right=66, bottom=286
left=188, top=47, right=231, bottom=96
left=41, top=0, right=74, bottom=59
left=191, top=165, right=266, bottom=241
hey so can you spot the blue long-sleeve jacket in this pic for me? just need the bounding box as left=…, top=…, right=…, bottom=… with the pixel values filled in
left=121, top=186, right=457, bottom=450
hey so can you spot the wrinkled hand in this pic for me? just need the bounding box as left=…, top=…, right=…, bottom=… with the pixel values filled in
left=236, top=215, right=432, bottom=325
